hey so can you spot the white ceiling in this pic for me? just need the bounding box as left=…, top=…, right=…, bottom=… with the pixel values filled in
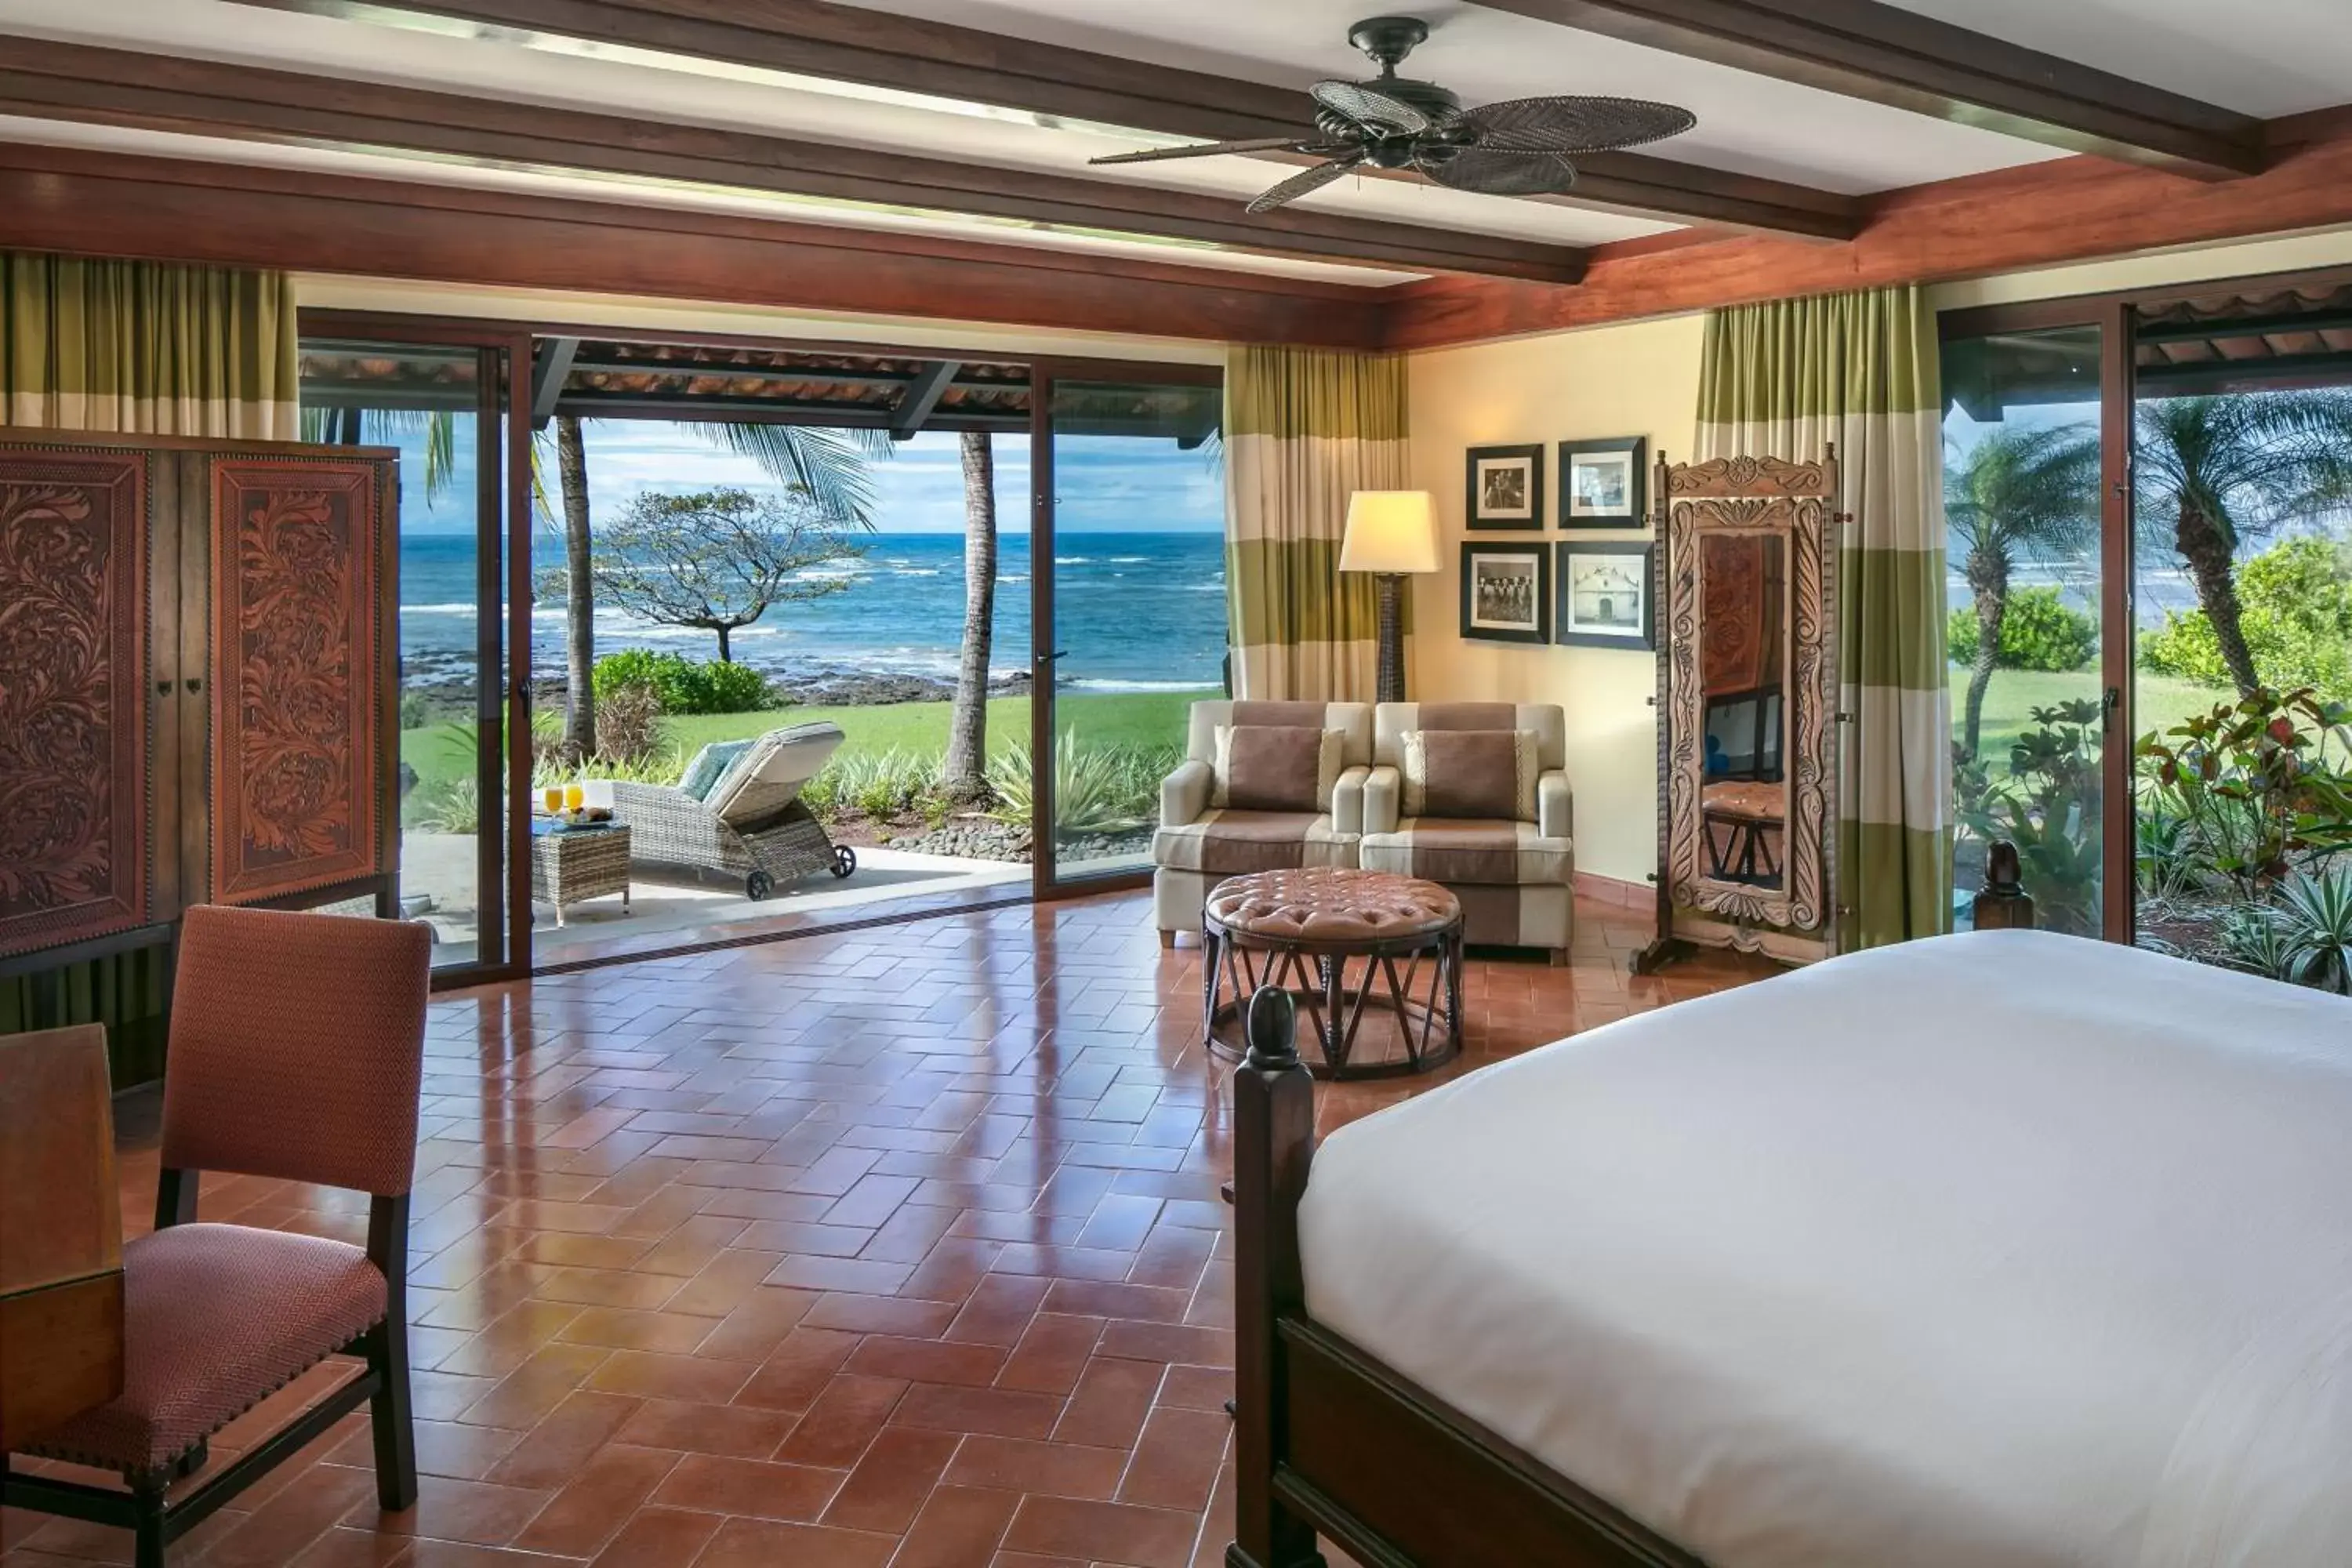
left=0, top=0, right=2339, bottom=285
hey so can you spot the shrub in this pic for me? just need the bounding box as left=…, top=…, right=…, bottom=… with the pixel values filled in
left=591, top=648, right=773, bottom=715
left=1945, top=585, right=2096, bottom=672
left=415, top=778, right=481, bottom=834
left=399, top=691, right=431, bottom=731
left=815, top=749, right=941, bottom=824
left=2137, top=684, right=2352, bottom=898
left=595, top=681, right=666, bottom=768
left=2138, top=536, right=2352, bottom=693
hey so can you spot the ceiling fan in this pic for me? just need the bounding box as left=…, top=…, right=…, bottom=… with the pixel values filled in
left=1090, top=15, right=1697, bottom=213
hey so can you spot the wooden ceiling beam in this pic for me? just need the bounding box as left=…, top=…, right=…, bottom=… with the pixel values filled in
left=892, top=361, right=961, bottom=440
left=1471, top=0, right=2267, bottom=180
left=226, top=0, right=1859, bottom=240
left=0, top=37, right=1584, bottom=283
left=1381, top=112, right=2352, bottom=350
left=0, top=142, right=1388, bottom=349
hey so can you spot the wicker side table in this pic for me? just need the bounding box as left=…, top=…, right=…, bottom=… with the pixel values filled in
left=530, top=824, right=632, bottom=925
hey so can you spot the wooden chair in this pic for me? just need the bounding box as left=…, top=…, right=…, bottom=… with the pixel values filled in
left=2, top=906, right=432, bottom=1568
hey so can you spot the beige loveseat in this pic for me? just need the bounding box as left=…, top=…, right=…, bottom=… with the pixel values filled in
left=1150, top=699, right=1575, bottom=962
left=1150, top=700, right=1374, bottom=943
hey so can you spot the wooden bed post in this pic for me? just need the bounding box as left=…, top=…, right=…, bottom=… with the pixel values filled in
left=1229, top=986, right=1327, bottom=1568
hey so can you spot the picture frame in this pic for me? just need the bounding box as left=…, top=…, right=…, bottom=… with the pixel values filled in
left=1465, top=443, right=1544, bottom=530
left=1559, top=436, right=1647, bottom=527
left=1460, top=543, right=1552, bottom=644
left=1555, top=541, right=1656, bottom=650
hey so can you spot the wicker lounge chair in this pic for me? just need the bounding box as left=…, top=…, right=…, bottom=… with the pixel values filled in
left=609, top=723, right=856, bottom=900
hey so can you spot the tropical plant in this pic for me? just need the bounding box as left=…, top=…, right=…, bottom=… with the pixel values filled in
left=985, top=731, right=1175, bottom=837
left=2278, top=865, right=2352, bottom=994
left=414, top=778, right=481, bottom=834
left=2216, top=902, right=2297, bottom=978
left=1957, top=699, right=2103, bottom=936
left=2137, top=535, right=2352, bottom=695
left=1944, top=584, right=2097, bottom=673
left=943, top=430, right=999, bottom=801
left=1944, top=426, right=2101, bottom=757
left=300, top=406, right=457, bottom=502
left=2134, top=390, right=2352, bottom=696
left=2137, top=686, right=2352, bottom=899
left=569, top=487, right=865, bottom=663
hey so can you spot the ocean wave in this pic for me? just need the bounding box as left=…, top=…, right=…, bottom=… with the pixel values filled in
left=405, top=602, right=479, bottom=615
left=1065, top=678, right=1218, bottom=693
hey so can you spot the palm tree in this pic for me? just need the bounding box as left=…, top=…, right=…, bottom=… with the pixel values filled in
left=554, top=415, right=596, bottom=757
left=302, top=405, right=456, bottom=501
left=943, top=431, right=997, bottom=800
left=1945, top=424, right=2100, bottom=757
left=2135, top=390, right=2352, bottom=695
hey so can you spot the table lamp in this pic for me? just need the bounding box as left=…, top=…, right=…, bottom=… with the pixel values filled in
left=1339, top=489, right=1439, bottom=703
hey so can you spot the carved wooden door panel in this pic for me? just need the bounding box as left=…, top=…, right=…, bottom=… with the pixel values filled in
left=208, top=459, right=387, bottom=905
left=0, top=450, right=151, bottom=956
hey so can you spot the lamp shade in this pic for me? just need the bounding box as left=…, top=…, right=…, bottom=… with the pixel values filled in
left=1338, top=490, right=1440, bottom=575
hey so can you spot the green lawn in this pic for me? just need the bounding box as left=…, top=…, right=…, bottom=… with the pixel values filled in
left=1956, top=666, right=2224, bottom=763
left=401, top=689, right=1214, bottom=797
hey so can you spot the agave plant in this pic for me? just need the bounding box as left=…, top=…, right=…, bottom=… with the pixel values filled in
left=2216, top=902, right=2297, bottom=979
left=987, top=731, right=1167, bottom=837
left=2278, top=865, right=2352, bottom=995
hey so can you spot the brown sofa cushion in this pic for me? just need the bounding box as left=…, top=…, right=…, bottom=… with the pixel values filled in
left=1401, top=728, right=1538, bottom=821
left=1212, top=725, right=1341, bottom=812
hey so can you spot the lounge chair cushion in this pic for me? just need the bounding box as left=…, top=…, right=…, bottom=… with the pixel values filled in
left=681, top=739, right=754, bottom=801
left=26, top=1223, right=386, bottom=1475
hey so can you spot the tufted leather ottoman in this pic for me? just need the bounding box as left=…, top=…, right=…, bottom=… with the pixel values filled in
left=1202, top=868, right=1463, bottom=1079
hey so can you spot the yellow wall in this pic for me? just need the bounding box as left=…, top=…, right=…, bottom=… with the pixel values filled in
left=1406, top=313, right=1707, bottom=885
left=1403, top=223, right=2352, bottom=888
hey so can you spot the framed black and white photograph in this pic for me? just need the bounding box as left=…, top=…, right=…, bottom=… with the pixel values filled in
left=1559, top=437, right=1647, bottom=527
left=1465, top=443, right=1544, bottom=530
left=1460, top=543, right=1552, bottom=644
left=1555, top=541, right=1655, bottom=649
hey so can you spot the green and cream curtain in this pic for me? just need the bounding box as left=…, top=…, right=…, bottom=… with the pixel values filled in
left=3, top=251, right=299, bottom=438
left=1224, top=346, right=1409, bottom=701
left=1, top=251, right=300, bottom=1074
left=1697, top=286, right=1951, bottom=949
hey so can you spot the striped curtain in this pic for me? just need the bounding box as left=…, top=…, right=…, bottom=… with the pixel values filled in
left=1, top=250, right=300, bottom=1072
left=2, top=251, right=299, bottom=437
left=1224, top=346, right=1408, bottom=701
left=1697, top=286, right=1952, bottom=949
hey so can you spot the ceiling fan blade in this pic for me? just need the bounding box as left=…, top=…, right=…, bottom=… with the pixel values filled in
left=1090, top=136, right=1321, bottom=167
left=1246, top=153, right=1366, bottom=214
left=1463, top=96, right=1697, bottom=154
left=1311, top=78, right=1433, bottom=137
left=1417, top=146, right=1580, bottom=197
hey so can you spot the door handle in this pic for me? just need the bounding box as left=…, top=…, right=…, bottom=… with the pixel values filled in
left=1036, top=648, right=1069, bottom=665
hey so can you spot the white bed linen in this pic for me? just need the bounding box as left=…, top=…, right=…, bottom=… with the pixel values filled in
left=1297, top=931, right=2352, bottom=1568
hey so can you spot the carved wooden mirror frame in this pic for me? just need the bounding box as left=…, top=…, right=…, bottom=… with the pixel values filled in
left=1660, top=453, right=1838, bottom=935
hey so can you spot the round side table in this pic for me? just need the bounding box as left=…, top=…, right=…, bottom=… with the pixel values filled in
left=1202, top=867, right=1463, bottom=1080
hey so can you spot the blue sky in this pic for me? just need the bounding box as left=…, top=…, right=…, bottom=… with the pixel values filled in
left=383, top=420, right=1224, bottom=536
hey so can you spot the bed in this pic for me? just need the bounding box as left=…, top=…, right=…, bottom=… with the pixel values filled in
left=1228, top=927, right=2352, bottom=1568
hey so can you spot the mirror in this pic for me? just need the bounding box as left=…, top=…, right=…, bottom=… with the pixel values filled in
left=1698, top=532, right=1788, bottom=891
left=1644, top=452, right=1837, bottom=964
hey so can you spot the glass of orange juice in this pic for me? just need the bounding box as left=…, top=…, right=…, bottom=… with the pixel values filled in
left=564, top=782, right=586, bottom=813
left=542, top=785, right=564, bottom=815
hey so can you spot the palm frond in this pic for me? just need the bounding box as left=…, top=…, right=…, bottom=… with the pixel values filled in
left=691, top=423, right=890, bottom=529
left=299, top=406, right=459, bottom=503
left=2135, top=390, right=2352, bottom=554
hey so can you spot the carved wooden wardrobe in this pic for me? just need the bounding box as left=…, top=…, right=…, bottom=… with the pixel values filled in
left=0, top=429, right=399, bottom=976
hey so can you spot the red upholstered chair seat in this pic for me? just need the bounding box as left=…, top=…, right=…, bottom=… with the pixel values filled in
left=27, top=1224, right=387, bottom=1476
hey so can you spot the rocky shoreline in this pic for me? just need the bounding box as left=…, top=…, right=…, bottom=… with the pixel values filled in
left=400, top=648, right=1032, bottom=720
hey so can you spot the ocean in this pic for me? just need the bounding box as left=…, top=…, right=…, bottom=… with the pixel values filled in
left=398, top=529, right=1229, bottom=691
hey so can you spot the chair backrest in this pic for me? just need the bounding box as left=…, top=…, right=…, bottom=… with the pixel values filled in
left=160, top=906, right=431, bottom=1198
left=707, top=723, right=845, bottom=822
left=1184, top=701, right=1374, bottom=768
left=1374, top=702, right=1567, bottom=771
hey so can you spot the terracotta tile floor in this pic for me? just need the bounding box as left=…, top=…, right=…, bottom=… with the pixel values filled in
left=2, top=891, right=1771, bottom=1568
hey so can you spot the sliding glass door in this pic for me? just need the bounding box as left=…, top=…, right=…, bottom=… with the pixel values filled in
left=1031, top=367, right=1225, bottom=893
left=1940, top=320, right=2118, bottom=937
left=299, top=332, right=524, bottom=979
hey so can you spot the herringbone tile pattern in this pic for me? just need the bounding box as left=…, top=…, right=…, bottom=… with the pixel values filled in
left=2, top=891, right=1769, bottom=1568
